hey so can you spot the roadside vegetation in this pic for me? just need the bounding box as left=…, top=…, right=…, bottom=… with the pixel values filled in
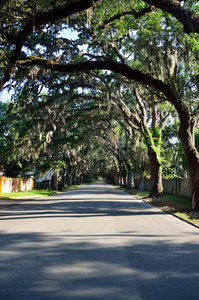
left=117, top=187, right=199, bottom=227
left=0, top=183, right=90, bottom=199
left=0, top=189, right=57, bottom=199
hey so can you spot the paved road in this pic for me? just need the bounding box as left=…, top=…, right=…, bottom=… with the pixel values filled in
left=0, top=183, right=199, bottom=300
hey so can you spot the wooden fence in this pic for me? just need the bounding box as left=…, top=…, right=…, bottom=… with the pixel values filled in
left=0, top=177, right=34, bottom=194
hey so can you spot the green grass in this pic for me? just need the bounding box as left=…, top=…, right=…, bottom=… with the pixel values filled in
left=0, top=189, right=57, bottom=198
left=165, top=194, right=191, bottom=209
left=0, top=183, right=90, bottom=198
left=116, top=186, right=149, bottom=198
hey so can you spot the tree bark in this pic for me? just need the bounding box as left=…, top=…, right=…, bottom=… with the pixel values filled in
left=61, top=169, right=66, bottom=188
left=51, top=173, right=58, bottom=191
left=189, top=167, right=199, bottom=211
left=148, top=146, right=163, bottom=197
left=67, top=173, right=72, bottom=186
left=72, top=171, right=76, bottom=185
left=119, top=161, right=127, bottom=187
left=138, top=175, right=144, bottom=191
left=127, top=166, right=132, bottom=190
left=179, top=118, right=199, bottom=210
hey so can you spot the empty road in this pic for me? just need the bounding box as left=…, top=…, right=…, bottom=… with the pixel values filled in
left=0, top=183, right=199, bottom=300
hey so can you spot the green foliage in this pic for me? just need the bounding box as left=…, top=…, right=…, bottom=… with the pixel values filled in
left=151, top=126, right=162, bottom=148
left=1, top=0, right=199, bottom=186
left=162, top=166, right=177, bottom=179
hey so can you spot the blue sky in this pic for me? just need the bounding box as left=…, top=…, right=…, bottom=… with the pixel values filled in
left=0, top=89, right=13, bottom=103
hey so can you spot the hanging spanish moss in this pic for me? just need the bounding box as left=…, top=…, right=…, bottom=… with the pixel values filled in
left=86, top=7, right=93, bottom=27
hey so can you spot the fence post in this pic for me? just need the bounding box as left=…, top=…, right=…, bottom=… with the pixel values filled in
left=0, top=176, right=4, bottom=194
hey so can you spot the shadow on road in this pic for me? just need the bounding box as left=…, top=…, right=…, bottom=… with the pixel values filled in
left=0, top=184, right=165, bottom=221
left=0, top=230, right=199, bottom=300
left=1, top=183, right=199, bottom=299
left=0, top=198, right=166, bottom=221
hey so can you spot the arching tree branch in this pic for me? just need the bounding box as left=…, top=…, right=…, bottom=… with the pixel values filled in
left=16, top=56, right=186, bottom=117
left=0, top=0, right=100, bottom=90
left=143, top=0, right=199, bottom=34
left=101, top=6, right=154, bottom=28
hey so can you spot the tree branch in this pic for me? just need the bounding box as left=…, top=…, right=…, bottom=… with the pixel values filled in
left=101, top=6, right=154, bottom=28
left=143, top=0, right=199, bottom=34
left=16, top=56, right=182, bottom=111
left=17, top=55, right=193, bottom=147
left=0, top=0, right=100, bottom=90
left=134, top=88, right=147, bottom=124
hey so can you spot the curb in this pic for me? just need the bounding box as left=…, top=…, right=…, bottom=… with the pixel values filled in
left=141, top=198, right=199, bottom=230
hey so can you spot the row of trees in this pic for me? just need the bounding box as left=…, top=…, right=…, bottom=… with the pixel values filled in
left=0, top=1, right=199, bottom=208
left=0, top=73, right=193, bottom=192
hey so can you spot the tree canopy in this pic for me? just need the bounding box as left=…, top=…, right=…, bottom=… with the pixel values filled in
left=1, top=0, right=199, bottom=209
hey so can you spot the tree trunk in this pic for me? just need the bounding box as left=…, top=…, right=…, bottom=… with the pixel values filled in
left=139, top=175, right=144, bottom=191
left=118, top=175, right=121, bottom=186
left=112, top=159, right=119, bottom=185
left=67, top=173, right=72, bottom=186
left=148, top=146, right=163, bottom=197
left=61, top=169, right=66, bottom=188
left=133, top=178, right=139, bottom=189
left=127, top=167, right=132, bottom=190
left=181, top=130, right=199, bottom=211
left=122, top=171, right=127, bottom=188
left=51, top=173, right=58, bottom=191
left=189, top=166, right=199, bottom=210
left=72, top=171, right=76, bottom=185
left=119, top=160, right=127, bottom=187
left=179, top=119, right=199, bottom=210
left=77, top=175, right=81, bottom=185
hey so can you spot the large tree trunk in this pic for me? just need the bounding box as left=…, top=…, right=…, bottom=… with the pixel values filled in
left=118, top=175, right=122, bottom=186
left=67, top=173, right=72, bottom=186
left=51, top=172, right=58, bottom=191
left=148, top=146, right=163, bottom=197
left=117, top=158, right=126, bottom=187
left=122, top=174, right=126, bottom=187
left=112, top=158, right=119, bottom=185
left=61, top=168, right=66, bottom=188
left=121, top=165, right=127, bottom=187
left=189, top=166, right=199, bottom=211
left=179, top=119, right=199, bottom=210
left=72, top=171, right=76, bottom=185
left=138, top=175, right=144, bottom=191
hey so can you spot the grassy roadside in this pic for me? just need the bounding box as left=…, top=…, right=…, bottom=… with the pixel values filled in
left=0, top=183, right=89, bottom=199
left=0, top=189, right=57, bottom=199
left=116, top=186, right=199, bottom=228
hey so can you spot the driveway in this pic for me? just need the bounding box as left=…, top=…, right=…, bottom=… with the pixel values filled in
left=0, top=183, right=199, bottom=299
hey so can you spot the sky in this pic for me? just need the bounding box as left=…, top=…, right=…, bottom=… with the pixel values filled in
left=0, top=89, right=13, bottom=103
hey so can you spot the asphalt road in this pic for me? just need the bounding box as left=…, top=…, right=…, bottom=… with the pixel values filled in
left=0, top=183, right=199, bottom=300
